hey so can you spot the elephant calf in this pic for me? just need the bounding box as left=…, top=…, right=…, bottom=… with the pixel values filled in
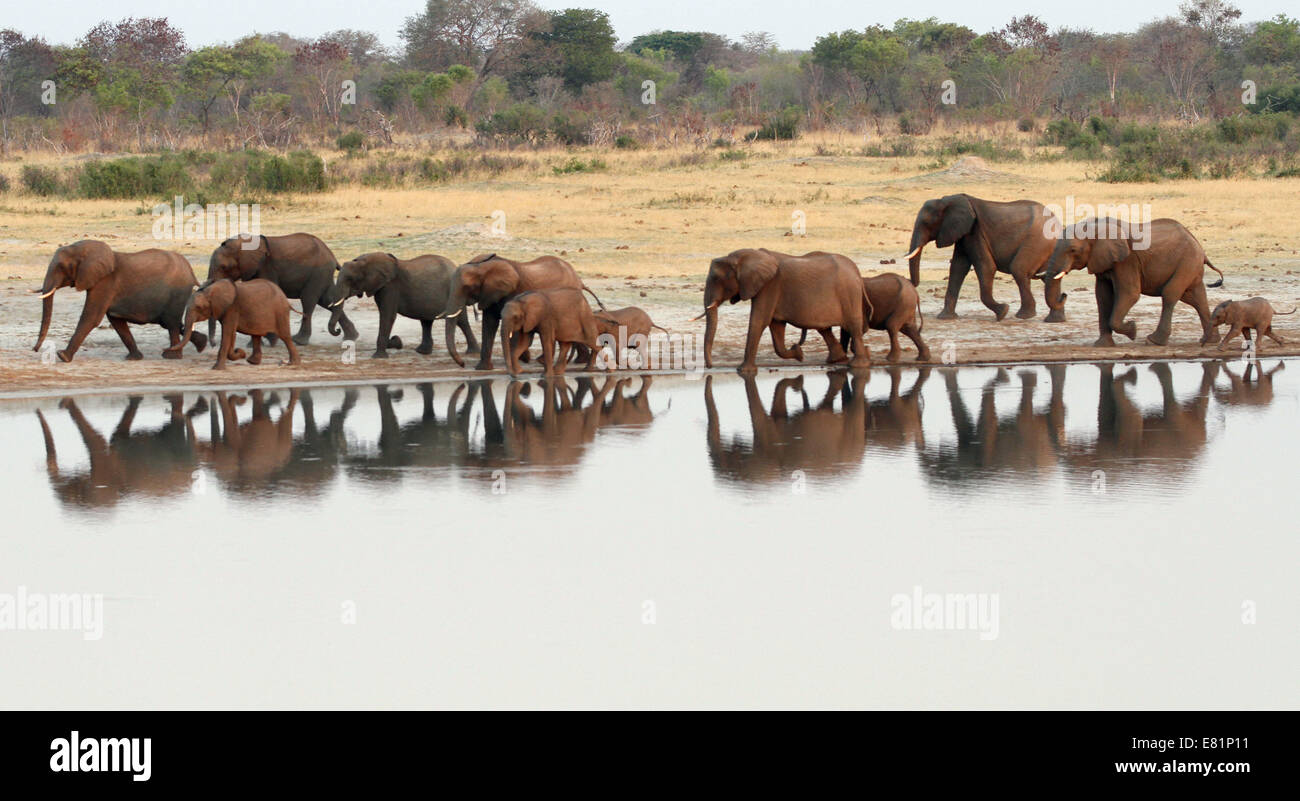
left=839, top=273, right=930, bottom=362
left=589, top=306, right=668, bottom=368
left=168, top=279, right=300, bottom=369
left=500, top=288, right=601, bottom=377
left=1211, top=297, right=1294, bottom=351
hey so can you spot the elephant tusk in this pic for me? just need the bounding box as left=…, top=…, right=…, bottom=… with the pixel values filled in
left=328, top=298, right=345, bottom=308
left=902, top=245, right=923, bottom=261
left=37, top=288, right=57, bottom=299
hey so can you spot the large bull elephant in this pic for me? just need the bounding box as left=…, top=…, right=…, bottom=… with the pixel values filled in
left=33, top=240, right=208, bottom=362
left=325, top=252, right=478, bottom=359
left=441, top=253, right=603, bottom=370
left=1037, top=217, right=1225, bottom=346
left=207, top=233, right=356, bottom=345
left=700, top=249, right=871, bottom=373
left=904, top=194, right=1063, bottom=321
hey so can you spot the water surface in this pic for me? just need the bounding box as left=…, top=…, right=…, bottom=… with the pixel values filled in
left=3, top=360, right=1296, bottom=708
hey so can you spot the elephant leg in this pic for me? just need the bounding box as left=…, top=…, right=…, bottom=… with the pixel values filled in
left=58, top=295, right=111, bottom=362
left=1265, top=324, right=1285, bottom=346
left=820, top=327, right=848, bottom=364
left=902, top=322, right=930, bottom=361
left=846, top=318, right=871, bottom=368
left=108, top=316, right=144, bottom=360
left=1011, top=269, right=1037, bottom=319
left=1180, top=282, right=1215, bottom=345
left=886, top=325, right=902, bottom=362
left=1218, top=324, right=1244, bottom=350
left=938, top=253, right=969, bottom=319
left=1146, top=284, right=1181, bottom=346
left=373, top=306, right=397, bottom=359
left=248, top=337, right=264, bottom=365
left=293, top=290, right=317, bottom=345
left=280, top=315, right=301, bottom=364
left=740, top=295, right=778, bottom=373
left=767, top=321, right=803, bottom=361
left=214, top=320, right=236, bottom=370
left=540, top=326, right=557, bottom=377
left=457, top=313, right=479, bottom=354
left=555, top=343, right=572, bottom=374
left=476, top=313, right=500, bottom=371
left=417, top=319, right=434, bottom=355
left=1109, top=281, right=1140, bottom=341
left=975, top=264, right=1009, bottom=321
left=1093, top=279, right=1117, bottom=346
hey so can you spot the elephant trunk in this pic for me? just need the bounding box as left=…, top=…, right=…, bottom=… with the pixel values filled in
left=446, top=306, right=466, bottom=367
left=703, top=304, right=719, bottom=369
left=327, top=302, right=344, bottom=337
left=171, top=301, right=199, bottom=354
left=34, top=292, right=55, bottom=352
left=1043, top=274, right=1067, bottom=322
left=905, top=225, right=931, bottom=287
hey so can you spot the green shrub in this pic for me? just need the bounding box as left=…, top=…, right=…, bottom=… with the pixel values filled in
left=747, top=106, right=802, bottom=140
left=1016, top=117, right=1036, bottom=133
left=0, top=172, right=10, bottom=193
left=896, top=111, right=931, bottom=136
left=614, top=134, right=640, bottom=150
left=552, top=157, right=607, bottom=175
left=1042, top=119, right=1082, bottom=146
left=718, top=148, right=747, bottom=161
left=336, top=131, right=365, bottom=152
left=77, top=156, right=194, bottom=199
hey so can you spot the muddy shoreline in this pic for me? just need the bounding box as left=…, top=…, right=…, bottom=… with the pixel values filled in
left=5, top=271, right=1300, bottom=396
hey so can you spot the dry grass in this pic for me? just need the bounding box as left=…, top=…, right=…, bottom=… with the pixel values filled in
left=1, top=130, right=1298, bottom=287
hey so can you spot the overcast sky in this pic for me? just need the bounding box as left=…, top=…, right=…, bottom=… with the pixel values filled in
left=6, top=1, right=1295, bottom=50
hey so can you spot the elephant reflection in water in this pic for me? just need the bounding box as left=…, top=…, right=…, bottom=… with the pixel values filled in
left=344, top=382, right=475, bottom=476
left=1070, top=362, right=1217, bottom=471
left=199, top=390, right=298, bottom=488
left=704, top=372, right=871, bottom=483
left=920, top=366, right=1067, bottom=486
left=269, top=388, right=357, bottom=492
left=36, top=394, right=207, bottom=510
left=1212, top=360, right=1284, bottom=409
left=866, top=366, right=930, bottom=453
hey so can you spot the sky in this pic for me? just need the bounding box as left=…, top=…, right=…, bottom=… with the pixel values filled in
left=4, top=1, right=1295, bottom=51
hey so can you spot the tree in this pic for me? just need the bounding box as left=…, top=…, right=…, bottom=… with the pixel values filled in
left=0, top=30, right=56, bottom=153
left=534, top=9, right=618, bottom=93
left=77, top=17, right=188, bottom=146
left=294, top=39, right=350, bottom=128
left=401, top=0, right=543, bottom=80
left=182, top=37, right=282, bottom=135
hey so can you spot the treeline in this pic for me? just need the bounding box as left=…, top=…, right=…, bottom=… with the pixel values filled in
left=0, top=1, right=1297, bottom=155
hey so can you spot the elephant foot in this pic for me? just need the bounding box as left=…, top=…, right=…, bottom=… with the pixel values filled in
left=1093, top=335, right=1117, bottom=347
left=415, top=344, right=433, bottom=355
left=387, top=336, right=403, bottom=350
left=292, top=334, right=311, bottom=346
left=229, top=348, right=248, bottom=361
left=124, top=351, right=144, bottom=361
left=1014, top=306, right=1037, bottom=320
left=826, top=352, right=850, bottom=365
left=1043, top=308, right=1067, bottom=323
left=736, top=363, right=758, bottom=376
left=1145, top=332, right=1170, bottom=346
left=247, top=354, right=263, bottom=366
left=371, top=350, right=390, bottom=359
left=936, top=309, right=958, bottom=320
left=191, top=332, right=209, bottom=352
left=993, top=303, right=1010, bottom=322
left=57, top=350, right=73, bottom=363
left=473, top=361, right=494, bottom=371
left=886, top=350, right=901, bottom=362
left=162, top=348, right=183, bottom=360
left=342, top=327, right=359, bottom=342
left=1116, top=322, right=1137, bottom=340
left=790, top=345, right=804, bottom=362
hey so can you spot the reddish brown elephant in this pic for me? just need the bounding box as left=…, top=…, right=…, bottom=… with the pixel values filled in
left=169, top=278, right=300, bottom=369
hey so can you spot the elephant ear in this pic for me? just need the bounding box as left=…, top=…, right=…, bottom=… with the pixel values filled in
left=360, top=256, right=399, bottom=294
left=737, top=250, right=780, bottom=301
left=1087, top=221, right=1132, bottom=274
left=936, top=195, right=976, bottom=248
left=206, top=280, right=239, bottom=318
left=479, top=263, right=519, bottom=307
left=72, top=241, right=116, bottom=291
left=234, top=235, right=269, bottom=277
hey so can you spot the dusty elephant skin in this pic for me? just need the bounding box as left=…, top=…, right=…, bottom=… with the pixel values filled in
left=442, top=253, right=605, bottom=370
left=207, top=233, right=356, bottom=346
left=1211, top=297, right=1295, bottom=351
left=169, top=278, right=300, bottom=369
left=325, top=252, right=478, bottom=360
left=904, top=194, right=1062, bottom=322
left=498, top=288, right=601, bottom=377
left=1039, top=217, right=1226, bottom=348
left=588, top=306, right=668, bottom=366
left=700, top=248, right=871, bottom=373
left=32, top=240, right=210, bottom=363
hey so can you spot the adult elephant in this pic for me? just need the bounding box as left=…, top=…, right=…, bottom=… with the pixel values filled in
left=207, top=233, right=357, bottom=345
left=441, top=253, right=603, bottom=370
left=1037, top=218, right=1224, bottom=346
left=325, top=252, right=478, bottom=359
left=33, top=240, right=208, bottom=362
left=904, top=194, right=1062, bottom=321
left=700, top=248, right=871, bottom=373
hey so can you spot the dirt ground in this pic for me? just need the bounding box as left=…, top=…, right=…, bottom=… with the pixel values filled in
left=5, top=263, right=1300, bottom=396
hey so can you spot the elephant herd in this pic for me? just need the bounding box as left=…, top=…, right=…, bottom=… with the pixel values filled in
left=30, top=192, right=1252, bottom=375
left=34, top=360, right=1277, bottom=510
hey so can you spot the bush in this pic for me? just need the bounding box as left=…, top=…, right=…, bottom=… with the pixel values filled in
left=0, top=172, right=10, bottom=193
left=552, top=157, right=607, bottom=175
left=614, top=134, right=640, bottom=150
left=747, top=106, right=801, bottom=140
left=718, top=149, right=747, bottom=161
left=259, top=150, right=326, bottom=193
left=21, top=165, right=63, bottom=197
left=477, top=103, right=549, bottom=142
left=897, top=112, right=932, bottom=136
left=1016, top=117, right=1036, bottom=133
left=78, top=156, right=194, bottom=199
left=336, top=131, right=365, bottom=152
left=549, top=111, right=590, bottom=145
left=1042, top=119, right=1082, bottom=146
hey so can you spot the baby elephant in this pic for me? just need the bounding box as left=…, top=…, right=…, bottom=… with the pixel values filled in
left=168, top=279, right=300, bottom=369
left=1211, top=297, right=1294, bottom=352
left=590, top=306, right=668, bottom=368
left=500, top=288, right=601, bottom=377
left=832, top=273, right=929, bottom=362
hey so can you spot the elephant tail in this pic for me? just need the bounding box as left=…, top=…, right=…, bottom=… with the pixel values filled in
left=650, top=323, right=670, bottom=333
left=916, top=297, right=924, bottom=334
left=1276, top=307, right=1297, bottom=315
left=1204, top=258, right=1224, bottom=288
left=582, top=284, right=607, bottom=311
